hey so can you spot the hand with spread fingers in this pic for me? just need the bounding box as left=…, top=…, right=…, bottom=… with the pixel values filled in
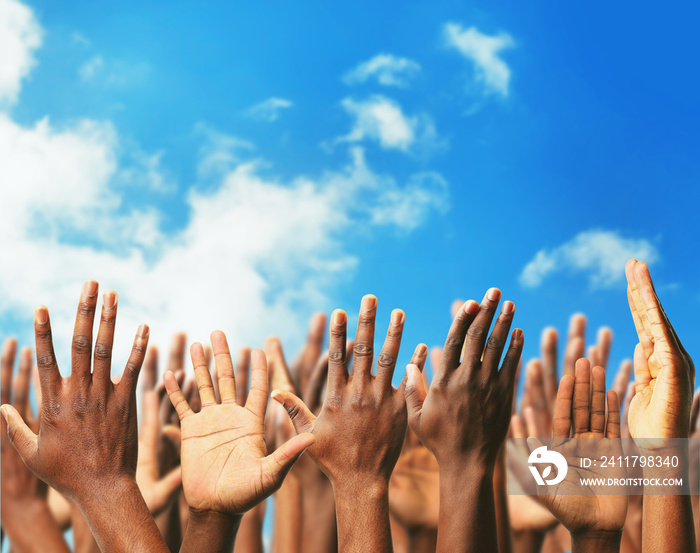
left=164, top=330, right=314, bottom=552
left=271, top=295, right=409, bottom=553
left=532, top=358, right=627, bottom=552
left=1, top=339, right=70, bottom=553
left=0, top=281, right=168, bottom=553
left=625, top=258, right=697, bottom=552
left=402, top=288, right=523, bottom=553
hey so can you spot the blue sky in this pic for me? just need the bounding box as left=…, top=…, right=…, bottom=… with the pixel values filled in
left=1, top=0, right=699, bottom=400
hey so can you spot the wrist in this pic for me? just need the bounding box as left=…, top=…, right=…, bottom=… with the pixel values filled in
left=332, top=474, right=388, bottom=500
left=571, top=529, right=622, bottom=553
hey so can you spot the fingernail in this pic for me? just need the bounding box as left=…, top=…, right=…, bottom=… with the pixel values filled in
left=82, top=280, right=98, bottom=301
left=35, top=306, right=48, bottom=325
left=415, top=344, right=427, bottom=356
left=487, top=288, right=501, bottom=301
left=104, top=291, right=116, bottom=310
left=391, top=309, right=404, bottom=325
left=333, top=310, right=346, bottom=325
left=502, top=301, right=514, bottom=315
left=463, top=300, right=479, bottom=315
left=138, top=324, right=149, bottom=337
left=362, top=294, right=377, bottom=310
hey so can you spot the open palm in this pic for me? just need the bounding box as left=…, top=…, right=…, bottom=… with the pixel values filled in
left=164, top=331, right=314, bottom=515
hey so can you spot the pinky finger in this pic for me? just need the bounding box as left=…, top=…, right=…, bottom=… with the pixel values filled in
left=163, top=371, right=194, bottom=420
left=606, top=390, right=621, bottom=439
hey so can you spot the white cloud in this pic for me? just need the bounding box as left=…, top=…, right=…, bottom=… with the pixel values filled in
left=335, top=95, right=443, bottom=155
left=79, top=55, right=104, bottom=81
left=245, top=97, right=293, bottom=122
left=519, top=230, right=659, bottom=288
left=0, top=0, right=42, bottom=109
left=343, top=54, right=421, bottom=88
left=444, top=23, right=514, bottom=97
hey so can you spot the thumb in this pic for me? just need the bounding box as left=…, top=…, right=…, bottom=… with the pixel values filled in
left=270, top=389, right=316, bottom=433
left=1, top=404, right=39, bottom=468
left=404, top=364, right=427, bottom=432
left=162, top=424, right=182, bottom=449
left=261, top=432, right=315, bottom=485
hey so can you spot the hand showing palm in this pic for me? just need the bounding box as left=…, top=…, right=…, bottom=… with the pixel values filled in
left=534, top=358, right=627, bottom=534
left=164, top=331, right=314, bottom=514
left=625, top=259, right=695, bottom=441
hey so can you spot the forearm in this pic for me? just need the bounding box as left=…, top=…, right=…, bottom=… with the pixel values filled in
left=70, top=500, right=100, bottom=553
left=571, top=530, right=622, bottom=553
left=272, top=475, right=302, bottom=553
left=76, top=477, right=169, bottom=553
left=334, top=478, right=392, bottom=553
left=512, top=529, right=546, bottom=553
left=1, top=499, right=71, bottom=553
left=493, top=450, right=512, bottom=553
left=641, top=450, right=696, bottom=552
left=301, top=476, right=337, bottom=553
left=155, top=496, right=182, bottom=552
left=406, top=528, right=438, bottom=553
left=436, top=465, right=497, bottom=553
left=234, top=508, right=264, bottom=553
left=180, top=509, right=241, bottom=553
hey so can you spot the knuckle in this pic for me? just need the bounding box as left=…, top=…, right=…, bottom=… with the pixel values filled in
left=377, top=352, right=396, bottom=368
left=467, top=326, right=487, bottom=340
left=78, top=302, right=96, bottom=318
left=353, top=343, right=373, bottom=357
left=37, top=354, right=56, bottom=370
left=72, top=335, right=92, bottom=355
left=485, top=335, right=503, bottom=351
left=328, top=350, right=345, bottom=363
left=35, top=326, right=52, bottom=342
left=444, top=335, right=465, bottom=350
left=93, top=343, right=112, bottom=362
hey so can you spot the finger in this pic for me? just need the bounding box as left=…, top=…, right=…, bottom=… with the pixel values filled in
left=141, top=390, right=160, bottom=465
left=34, top=306, right=62, bottom=403
left=552, top=374, right=574, bottom=440
left=409, top=343, right=428, bottom=372
left=633, top=343, right=652, bottom=391
left=523, top=406, right=538, bottom=438
left=265, top=338, right=295, bottom=393
left=13, top=347, right=32, bottom=420
left=353, top=295, right=378, bottom=381
left=498, top=328, right=524, bottom=390
left=572, top=358, right=591, bottom=436
left=184, top=379, right=201, bottom=413
left=71, top=279, right=99, bottom=382
left=612, top=360, right=632, bottom=408
left=626, top=260, right=655, bottom=359
left=291, top=312, right=326, bottom=391
left=404, top=363, right=428, bottom=434
left=142, top=346, right=159, bottom=393
left=304, top=350, right=331, bottom=412
left=481, top=300, right=515, bottom=378
left=167, top=333, right=187, bottom=374
left=162, top=424, right=182, bottom=448
left=429, top=346, right=442, bottom=378
left=621, top=382, right=636, bottom=439
left=246, top=349, right=269, bottom=418
left=587, top=346, right=599, bottom=368
left=204, top=345, right=217, bottom=402
left=563, top=314, right=586, bottom=379
left=31, top=363, right=41, bottom=422
left=510, top=413, right=526, bottom=440
left=154, top=466, right=183, bottom=505
left=435, top=300, right=479, bottom=382
left=606, top=390, right=621, bottom=439
left=163, top=370, right=194, bottom=420
left=1, top=338, right=17, bottom=405
left=540, top=328, right=559, bottom=406
left=450, top=299, right=465, bottom=319
left=207, top=331, right=235, bottom=404
left=376, top=309, right=405, bottom=388
left=461, top=289, right=501, bottom=373
left=261, top=432, right=316, bottom=485
left=595, top=328, right=613, bottom=369
left=590, top=365, right=607, bottom=436
left=0, top=404, right=38, bottom=470
left=235, top=347, right=251, bottom=404
left=190, top=342, right=217, bottom=407
left=271, top=389, right=316, bottom=433
left=119, top=324, right=150, bottom=396
left=93, top=291, right=118, bottom=387
left=327, top=309, right=348, bottom=394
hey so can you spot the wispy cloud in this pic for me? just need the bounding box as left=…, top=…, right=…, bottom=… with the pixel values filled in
left=245, top=97, right=293, bottom=122
left=343, top=53, right=421, bottom=88
left=0, top=0, right=42, bottom=109
left=78, top=55, right=150, bottom=86
left=444, top=23, right=514, bottom=97
left=334, top=95, right=444, bottom=155
left=519, top=230, right=659, bottom=288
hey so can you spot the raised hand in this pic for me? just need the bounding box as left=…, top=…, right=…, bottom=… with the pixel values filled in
left=272, top=295, right=408, bottom=553
left=533, top=358, right=627, bottom=549
left=625, top=259, right=695, bottom=441
left=625, top=258, right=696, bottom=552
left=1, top=339, right=70, bottom=553
left=403, top=289, right=523, bottom=553
left=164, top=331, right=314, bottom=515
left=0, top=281, right=168, bottom=553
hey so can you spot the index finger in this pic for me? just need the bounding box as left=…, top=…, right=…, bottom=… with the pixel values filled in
left=34, top=306, right=62, bottom=404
